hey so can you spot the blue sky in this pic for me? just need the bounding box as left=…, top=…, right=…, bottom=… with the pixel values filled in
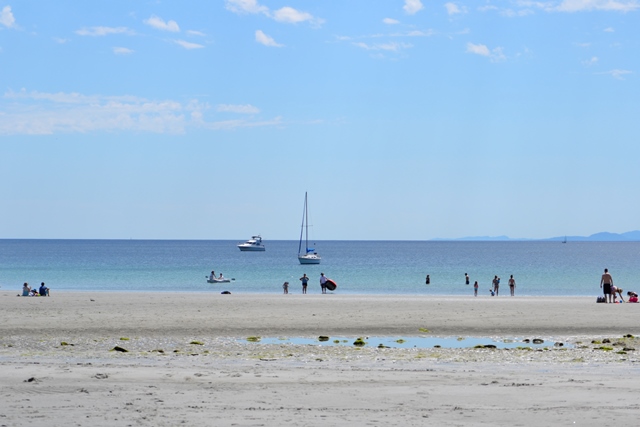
left=0, top=0, right=638, bottom=240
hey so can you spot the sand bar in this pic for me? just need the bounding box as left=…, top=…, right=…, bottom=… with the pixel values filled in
left=2, top=292, right=640, bottom=426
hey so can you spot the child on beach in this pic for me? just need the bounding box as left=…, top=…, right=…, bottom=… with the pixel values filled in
left=473, top=281, right=478, bottom=296
left=282, top=282, right=289, bottom=294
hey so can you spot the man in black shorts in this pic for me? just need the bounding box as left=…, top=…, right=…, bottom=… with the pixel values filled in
left=600, top=268, right=614, bottom=303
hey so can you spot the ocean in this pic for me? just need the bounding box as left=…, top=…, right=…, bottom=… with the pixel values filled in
left=1, top=239, right=639, bottom=296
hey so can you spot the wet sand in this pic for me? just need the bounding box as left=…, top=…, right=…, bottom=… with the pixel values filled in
left=1, top=292, right=639, bottom=426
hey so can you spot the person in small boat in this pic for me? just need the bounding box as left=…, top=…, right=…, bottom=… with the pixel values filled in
left=209, top=271, right=215, bottom=281
left=22, top=282, right=31, bottom=296
left=218, top=273, right=225, bottom=280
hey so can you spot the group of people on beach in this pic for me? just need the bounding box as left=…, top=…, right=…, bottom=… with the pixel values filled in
left=282, top=273, right=330, bottom=294
left=21, top=282, right=50, bottom=297
left=426, top=273, right=517, bottom=297
left=600, top=268, right=638, bottom=303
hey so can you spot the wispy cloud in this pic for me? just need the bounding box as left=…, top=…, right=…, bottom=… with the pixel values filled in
left=144, top=15, right=180, bottom=32
left=582, top=56, right=599, bottom=66
left=225, top=0, right=269, bottom=15
left=383, top=18, right=400, bottom=24
left=255, top=30, right=283, bottom=47
left=466, top=42, right=506, bottom=62
left=353, top=41, right=413, bottom=52
left=555, top=0, right=640, bottom=12
left=0, top=89, right=279, bottom=135
left=76, top=27, right=135, bottom=37
left=403, top=0, right=424, bottom=14
left=444, top=2, right=467, bottom=15
left=113, top=47, right=134, bottom=55
left=225, top=0, right=324, bottom=26
left=598, top=69, right=633, bottom=79
left=216, top=104, right=260, bottom=114
left=174, top=40, right=204, bottom=50
left=0, top=5, right=16, bottom=29
left=187, top=30, right=206, bottom=37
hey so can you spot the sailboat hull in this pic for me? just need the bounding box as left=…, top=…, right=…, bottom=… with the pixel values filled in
left=298, top=254, right=321, bottom=265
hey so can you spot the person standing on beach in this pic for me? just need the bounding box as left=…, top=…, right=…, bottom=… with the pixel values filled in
left=508, top=275, right=516, bottom=296
left=600, top=268, right=614, bottom=303
left=300, top=274, right=309, bottom=294
left=473, top=281, right=478, bottom=297
left=465, top=273, right=470, bottom=285
left=282, top=282, right=289, bottom=294
left=492, top=276, right=499, bottom=296
left=425, top=275, right=430, bottom=285
left=320, top=273, right=327, bottom=294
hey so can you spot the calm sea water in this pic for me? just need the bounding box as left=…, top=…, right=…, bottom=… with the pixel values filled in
left=1, top=240, right=639, bottom=296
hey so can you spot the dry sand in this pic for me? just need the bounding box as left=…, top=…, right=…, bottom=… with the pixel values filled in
left=1, top=291, right=639, bottom=426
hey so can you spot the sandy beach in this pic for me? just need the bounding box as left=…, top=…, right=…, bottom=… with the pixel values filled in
left=2, top=291, right=640, bottom=426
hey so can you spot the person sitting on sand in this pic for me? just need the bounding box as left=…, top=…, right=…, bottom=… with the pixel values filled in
left=30, top=288, right=38, bottom=296
left=22, top=282, right=31, bottom=296
left=39, top=282, right=50, bottom=297
left=627, top=291, right=638, bottom=303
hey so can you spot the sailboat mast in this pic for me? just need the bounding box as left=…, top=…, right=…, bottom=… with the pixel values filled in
left=298, top=192, right=307, bottom=255
left=305, top=192, right=309, bottom=251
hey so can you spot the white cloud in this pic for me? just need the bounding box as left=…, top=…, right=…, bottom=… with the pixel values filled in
left=604, top=27, right=615, bottom=32
left=444, top=2, right=467, bottom=15
left=599, top=69, right=632, bottom=79
left=225, top=1, right=323, bottom=26
left=255, top=30, right=283, bottom=47
left=555, top=0, right=640, bottom=12
left=75, top=27, right=134, bottom=37
left=144, top=15, right=180, bottom=32
left=403, top=0, right=424, bottom=14
left=0, top=5, right=16, bottom=28
left=353, top=41, right=413, bottom=51
left=466, top=42, right=506, bottom=61
left=113, top=47, right=134, bottom=55
left=225, top=0, right=269, bottom=15
left=582, top=56, right=598, bottom=66
left=187, top=30, right=206, bottom=37
left=383, top=18, right=400, bottom=24
left=216, top=104, right=260, bottom=114
left=174, top=40, right=204, bottom=49
left=0, top=89, right=278, bottom=135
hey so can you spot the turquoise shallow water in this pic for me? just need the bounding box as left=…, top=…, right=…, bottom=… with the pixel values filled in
left=1, top=239, right=639, bottom=296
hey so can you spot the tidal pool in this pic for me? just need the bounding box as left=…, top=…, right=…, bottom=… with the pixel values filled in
left=242, top=336, right=571, bottom=349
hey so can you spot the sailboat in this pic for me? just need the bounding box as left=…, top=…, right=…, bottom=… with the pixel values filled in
left=298, top=192, right=321, bottom=265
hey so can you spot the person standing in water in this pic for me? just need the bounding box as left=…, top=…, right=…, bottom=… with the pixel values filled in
left=465, top=273, right=470, bottom=285
left=508, top=275, right=516, bottom=296
left=425, top=275, right=430, bottom=285
left=473, top=281, right=479, bottom=297
left=299, top=273, right=309, bottom=294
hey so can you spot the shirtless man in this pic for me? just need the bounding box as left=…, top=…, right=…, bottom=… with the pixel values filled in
left=600, top=268, right=613, bottom=303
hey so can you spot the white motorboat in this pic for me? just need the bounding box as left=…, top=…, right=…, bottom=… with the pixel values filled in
left=297, top=192, right=321, bottom=264
left=237, top=235, right=265, bottom=251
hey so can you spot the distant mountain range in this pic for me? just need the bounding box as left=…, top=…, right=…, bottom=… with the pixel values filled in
left=435, top=231, right=640, bottom=242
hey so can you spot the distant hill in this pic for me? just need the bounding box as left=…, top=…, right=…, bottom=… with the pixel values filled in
left=435, top=231, right=640, bottom=242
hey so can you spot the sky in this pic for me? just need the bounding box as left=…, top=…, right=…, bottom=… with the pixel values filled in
left=0, top=0, right=639, bottom=240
